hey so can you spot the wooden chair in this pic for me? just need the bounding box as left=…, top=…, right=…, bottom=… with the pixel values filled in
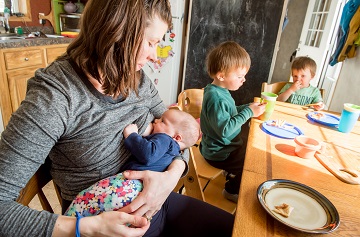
left=172, top=89, right=223, bottom=189
left=178, top=89, right=223, bottom=183
left=261, top=82, right=325, bottom=98
left=16, top=160, right=62, bottom=213
left=261, top=81, right=288, bottom=94
left=171, top=89, right=236, bottom=213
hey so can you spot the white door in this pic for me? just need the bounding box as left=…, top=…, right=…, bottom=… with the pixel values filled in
left=296, top=0, right=343, bottom=87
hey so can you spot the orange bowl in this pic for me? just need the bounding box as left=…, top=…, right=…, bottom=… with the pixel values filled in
left=294, top=136, right=322, bottom=159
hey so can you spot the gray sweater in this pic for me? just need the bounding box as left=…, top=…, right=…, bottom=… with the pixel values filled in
left=0, top=58, right=182, bottom=236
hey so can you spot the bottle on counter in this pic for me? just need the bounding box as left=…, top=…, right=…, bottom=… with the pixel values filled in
left=3, top=7, right=10, bottom=33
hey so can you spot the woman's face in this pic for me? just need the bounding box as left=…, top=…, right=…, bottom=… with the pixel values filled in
left=136, top=16, right=168, bottom=71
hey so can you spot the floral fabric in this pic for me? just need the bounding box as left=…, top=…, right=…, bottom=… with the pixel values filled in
left=65, top=173, right=143, bottom=217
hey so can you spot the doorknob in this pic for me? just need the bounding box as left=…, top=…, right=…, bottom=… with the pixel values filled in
left=290, top=50, right=297, bottom=62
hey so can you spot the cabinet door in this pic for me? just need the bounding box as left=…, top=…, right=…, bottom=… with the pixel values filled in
left=46, top=46, right=67, bottom=64
left=7, top=68, right=38, bottom=112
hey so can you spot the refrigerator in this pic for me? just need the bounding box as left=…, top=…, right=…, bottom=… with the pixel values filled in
left=142, top=0, right=187, bottom=106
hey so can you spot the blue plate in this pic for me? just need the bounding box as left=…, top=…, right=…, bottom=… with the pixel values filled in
left=262, top=120, right=304, bottom=139
left=307, top=112, right=340, bottom=127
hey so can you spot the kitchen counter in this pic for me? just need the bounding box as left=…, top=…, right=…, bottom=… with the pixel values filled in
left=0, top=37, right=73, bottom=49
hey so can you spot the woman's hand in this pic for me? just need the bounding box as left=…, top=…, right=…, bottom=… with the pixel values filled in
left=121, top=160, right=185, bottom=218
left=53, top=211, right=150, bottom=237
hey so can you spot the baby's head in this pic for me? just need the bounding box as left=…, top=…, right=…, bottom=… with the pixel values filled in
left=152, top=109, right=200, bottom=150
left=206, top=41, right=251, bottom=91
left=291, top=56, right=317, bottom=88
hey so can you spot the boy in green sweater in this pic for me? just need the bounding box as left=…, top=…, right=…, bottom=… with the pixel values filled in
left=200, top=41, right=266, bottom=203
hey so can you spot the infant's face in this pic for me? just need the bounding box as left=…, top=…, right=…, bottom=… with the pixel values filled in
left=292, top=68, right=313, bottom=88
left=152, top=110, right=177, bottom=136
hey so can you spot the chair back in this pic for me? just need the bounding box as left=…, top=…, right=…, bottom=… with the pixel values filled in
left=262, top=82, right=325, bottom=100
left=177, top=89, right=204, bottom=118
left=261, top=82, right=288, bottom=94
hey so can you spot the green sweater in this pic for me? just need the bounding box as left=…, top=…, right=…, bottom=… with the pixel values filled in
left=200, top=84, right=253, bottom=161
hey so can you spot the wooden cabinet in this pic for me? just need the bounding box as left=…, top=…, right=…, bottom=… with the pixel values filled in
left=0, top=44, right=68, bottom=128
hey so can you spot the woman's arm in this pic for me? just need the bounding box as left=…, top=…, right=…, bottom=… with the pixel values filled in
left=52, top=212, right=149, bottom=237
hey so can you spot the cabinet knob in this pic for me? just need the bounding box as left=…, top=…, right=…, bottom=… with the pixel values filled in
left=24, top=57, right=29, bottom=61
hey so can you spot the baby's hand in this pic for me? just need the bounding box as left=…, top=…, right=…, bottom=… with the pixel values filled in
left=249, top=102, right=267, bottom=117
left=124, top=124, right=139, bottom=138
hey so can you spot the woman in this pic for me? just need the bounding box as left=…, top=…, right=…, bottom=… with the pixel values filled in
left=0, top=0, right=234, bottom=236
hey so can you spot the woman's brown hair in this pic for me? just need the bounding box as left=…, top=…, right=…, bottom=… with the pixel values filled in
left=67, top=0, right=171, bottom=98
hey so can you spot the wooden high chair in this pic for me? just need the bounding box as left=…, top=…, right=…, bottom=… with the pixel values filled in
left=171, top=89, right=236, bottom=214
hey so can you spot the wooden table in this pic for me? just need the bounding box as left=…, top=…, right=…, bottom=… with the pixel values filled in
left=232, top=102, right=360, bottom=236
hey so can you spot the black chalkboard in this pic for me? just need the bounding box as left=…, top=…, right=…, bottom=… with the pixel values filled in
left=184, top=0, right=285, bottom=105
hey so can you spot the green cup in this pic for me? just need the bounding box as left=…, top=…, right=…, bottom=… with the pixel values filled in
left=259, top=92, right=278, bottom=121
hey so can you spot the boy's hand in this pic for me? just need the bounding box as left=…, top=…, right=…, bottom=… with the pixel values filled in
left=312, top=102, right=325, bottom=111
left=290, top=80, right=302, bottom=91
left=123, top=124, right=139, bottom=138
left=249, top=102, right=267, bottom=117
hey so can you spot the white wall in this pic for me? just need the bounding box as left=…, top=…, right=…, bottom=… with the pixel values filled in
left=329, top=50, right=360, bottom=113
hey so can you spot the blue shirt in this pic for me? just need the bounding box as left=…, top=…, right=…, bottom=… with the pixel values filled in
left=122, top=133, right=180, bottom=172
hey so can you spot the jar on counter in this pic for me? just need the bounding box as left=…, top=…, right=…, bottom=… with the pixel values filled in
left=15, top=26, right=23, bottom=35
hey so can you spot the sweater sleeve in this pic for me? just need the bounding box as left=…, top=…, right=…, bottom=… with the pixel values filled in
left=0, top=73, right=68, bottom=236
left=208, top=99, right=252, bottom=142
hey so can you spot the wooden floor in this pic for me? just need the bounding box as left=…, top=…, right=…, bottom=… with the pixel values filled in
left=200, top=175, right=237, bottom=214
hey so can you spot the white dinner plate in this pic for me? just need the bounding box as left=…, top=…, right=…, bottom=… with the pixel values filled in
left=257, top=179, right=340, bottom=233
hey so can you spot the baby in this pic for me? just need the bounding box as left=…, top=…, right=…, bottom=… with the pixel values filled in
left=64, top=109, right=200, bottom=217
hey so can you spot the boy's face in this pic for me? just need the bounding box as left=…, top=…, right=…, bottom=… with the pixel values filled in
left=292, top=68, right=314, bottom=88
left=152, top=110, right=177, bottom=136
left=215, top=67, right=248, bottom=91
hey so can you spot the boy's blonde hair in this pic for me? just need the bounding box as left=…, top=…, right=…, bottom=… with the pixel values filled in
left=291, top=56, right=317, bottom=77
left=206, top=41, right=251, bottom=77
